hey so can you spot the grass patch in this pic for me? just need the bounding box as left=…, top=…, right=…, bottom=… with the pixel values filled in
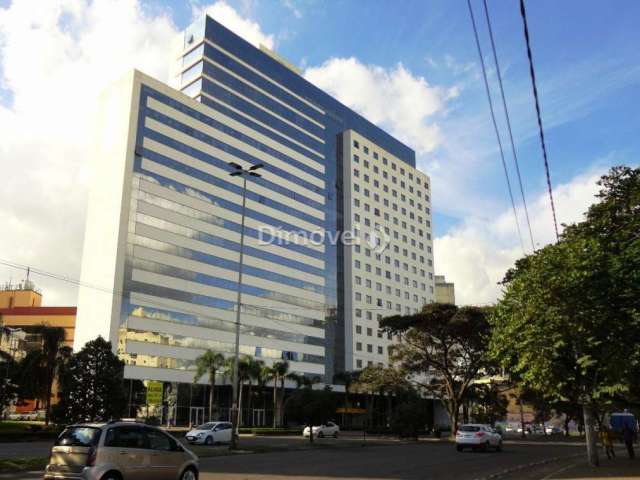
left=0, top=457, right=48, bottom=473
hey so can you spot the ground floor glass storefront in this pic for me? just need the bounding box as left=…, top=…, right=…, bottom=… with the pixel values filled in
left=124, top=379, right=276, bottom=428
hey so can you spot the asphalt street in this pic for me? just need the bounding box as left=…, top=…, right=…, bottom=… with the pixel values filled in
left=0, top=437, right=592, bottom=480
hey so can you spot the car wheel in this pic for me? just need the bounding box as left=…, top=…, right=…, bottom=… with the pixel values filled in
left=482, top=441, right=490, bottom=452
left=204, top=435, right=214, bottom=446
left=456, top=445, right=463, bottom=452
left=318, top=432, right=324, bottom=438
left=496, top=441, right=502, bottom=452
left=180, top=467, right=198, bottom=480
left=333, top=431, right=339, bottom=438
left=101, top=472, right=122, bottom=480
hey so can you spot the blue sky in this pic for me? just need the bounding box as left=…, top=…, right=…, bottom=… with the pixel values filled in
left=163, top=0, right=640, bottom=239
left=0, top=0, right=638, bottom=304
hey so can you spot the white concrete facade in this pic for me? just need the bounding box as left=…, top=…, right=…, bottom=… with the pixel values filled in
left=342, top=130, right=435, bottom=371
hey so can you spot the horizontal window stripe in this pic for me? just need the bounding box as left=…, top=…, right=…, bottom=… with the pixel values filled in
left=142, top=131, right=324, bottom=204
left=133, top=222, right=325, bottom=280
left=129, top=223, right=326, bottom=288
left=139, top=147, right=324, bottom=227
left=144, top=87, right=325, bottom=179
left=135, top=202, right=324, bottom=268
left=128, top=290, right=325, bottom=332
left=133, top=244, right=326, bottom=300
left=205, top=40, right=325, bottom=116
left=128, top=301, right=325, bottom=345
left=148, top=92, right=325, bottom=173
left=126, top=280, right=325, bottom=330
left=144, top=113, right=324, bottom=194
left=202, top=74, right=325, bottom=145
left=126, top=336, right=325, bottom=367
left=131, top=269, right=326, bottom=321
left=136, top=177, right=326, bottom=259
left=131, top=257, right=326, bottom=311
left=134, top=183, right=324, bottom=258
left=141, top=138, right=325, bottom=220
left=136, top=200, right=324, bottom=268
left=203, top=58, right=324, bottom=129
left=138, top=157, right=325, bottom=236
left=198, top=93, right=324, bottom=161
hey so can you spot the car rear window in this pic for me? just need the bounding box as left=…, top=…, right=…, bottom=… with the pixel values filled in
left=55, top=427, right=101, bottom=447
left=459, top=426, right=481, bottom=432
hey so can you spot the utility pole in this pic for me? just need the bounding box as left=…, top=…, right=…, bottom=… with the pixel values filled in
left=228, top=161, right=263, bottom=450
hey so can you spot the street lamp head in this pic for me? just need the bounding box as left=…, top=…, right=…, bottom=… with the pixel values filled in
left=248, top=171, right=261, bottom=178
left=229, top=171, right=243, bottom=177
left=228, top=162, right=242, bottom=170
left=249, top=163, right=264, bottom=171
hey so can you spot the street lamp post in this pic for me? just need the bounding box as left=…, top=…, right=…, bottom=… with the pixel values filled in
left=228, top=161, right=263, bottom=450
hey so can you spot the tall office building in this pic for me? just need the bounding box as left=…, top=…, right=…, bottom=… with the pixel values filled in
left=75, top=15, right=434, bottom=399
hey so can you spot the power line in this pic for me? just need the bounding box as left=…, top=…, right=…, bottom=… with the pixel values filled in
left=519, top=0, right=560, bottom=242
left=466, top=0, right=526, bottom=255
left=482, top=0, right=535, bottom=252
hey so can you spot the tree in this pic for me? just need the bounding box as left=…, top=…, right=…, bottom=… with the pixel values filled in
left=467, top=383, right=508, bottom=427
left=193, top=350, right=225, bottom=422
left=333, top=370, right=361, bottom=427
left=29, top=325, right=66, bottom=425
left=268, top=361, right=289, bottom=427
left=389, top=395, right=429, bottom=439
left=380, top=303, right=492, bottom=437
left=0, top=333, right=20, bottom=417
left=489, top=166, right=640, bottom=466
left=52, top=337, right=127, bottom=423
left=286, top=387, right=338, bottom=443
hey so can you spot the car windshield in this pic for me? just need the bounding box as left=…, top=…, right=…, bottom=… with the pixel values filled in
left=459, top=426, right=481, bottom=432
left=55, top=427, right=101, bottom=447
left=195, top=423, right=216, bottom=430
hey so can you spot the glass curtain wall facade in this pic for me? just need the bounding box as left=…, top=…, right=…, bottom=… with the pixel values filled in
left=77, top=16, right=425, bottom=426
left=167, top=16, right=417, bottom=380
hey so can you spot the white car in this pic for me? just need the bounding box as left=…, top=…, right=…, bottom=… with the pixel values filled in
left=303, top=421, right=340, bottom=438
left=185, top=421, right=234, bottom=445
left=456, top=424, right=503, bottom=452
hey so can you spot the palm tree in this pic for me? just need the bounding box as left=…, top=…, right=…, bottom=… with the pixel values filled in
left=245, top=357, right=265, bottom=426
left=32, top=325, right=66, bottom=425
left=193, top=350, right=225, bottom=422
left=333, top=370, right=361, bottom=427
left=270, top=361, right=289, bottom=427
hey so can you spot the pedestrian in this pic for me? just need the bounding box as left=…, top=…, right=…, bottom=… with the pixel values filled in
left=600, top=427, right=615, bottom=459
left=623, top=425, right=635, bottom=459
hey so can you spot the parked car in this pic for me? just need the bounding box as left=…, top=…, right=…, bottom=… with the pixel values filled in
left=456, top=424, right=503, bottom=452
left=44, top=421, right=198, bottom=480
left=185, top=421, right=235, bottom=445
left=303, top=421, right=340, bottom=438
left=545, top=426, right=563, bottom=435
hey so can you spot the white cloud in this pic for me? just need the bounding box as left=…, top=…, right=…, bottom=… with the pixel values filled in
left=304, top=57, right=457, bottom=154
left=433, top=167, right=606, bottom=305
left=193, top=0, right=274, bottom=49
left=0, top=0, right=273, bottom=306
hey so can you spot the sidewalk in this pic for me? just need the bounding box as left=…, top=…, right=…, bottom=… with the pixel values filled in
left=544, top=456, right=640, bottom=479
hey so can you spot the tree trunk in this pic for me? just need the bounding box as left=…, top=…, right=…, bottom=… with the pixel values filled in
left=564, top=416, right=570, bottom=437
left=309, top=423, right=314, bottom=443
left=278, top=378, right=285, bottom=427
left=583, top=404, right=599, bottom=467
left=45, top=369, right=53, bottom=426
left=519, top=397, right=526, bottom=438
left=238, top=382, right=244, bottom=428
left=272, top=378, right=278, bottom=428
left=208, top=382, right=214, bottom=422
left=447, top=400, right=459, bottom=439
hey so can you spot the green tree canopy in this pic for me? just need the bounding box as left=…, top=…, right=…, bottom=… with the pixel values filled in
left=380, top=303, right=492, bottom=435
left=489, top=166, right=640, bottom=465
left=52, top=337, right=127, bottom=424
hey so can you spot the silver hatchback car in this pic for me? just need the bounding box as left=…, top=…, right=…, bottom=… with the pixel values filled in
left=44, top=421, right=198, bottom=480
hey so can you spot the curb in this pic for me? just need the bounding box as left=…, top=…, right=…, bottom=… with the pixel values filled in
left=474, top=453, right=584, bottom=480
